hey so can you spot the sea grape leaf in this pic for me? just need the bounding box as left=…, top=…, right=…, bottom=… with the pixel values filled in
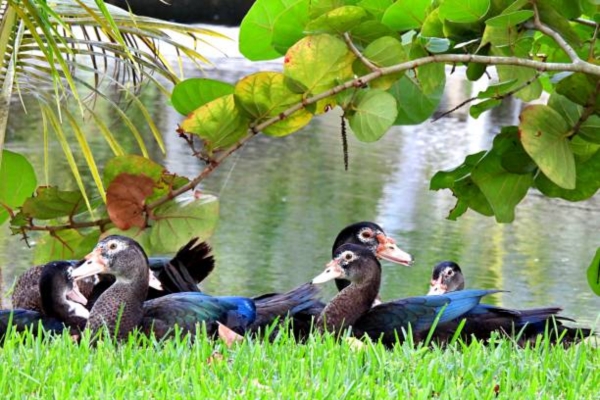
left=33, top=230, right=99, bottom=264
left=271, top=0, right=310, bottom=54
left=239, top=0, right=297, bottom=60
left=347, top=89, right=398, bottom=142
left=181, top=94, right=250, bottom=153
left=439, top=0, right=491, bottom=23
left=305, top=6, right=367, bottom=34
left=353, top=36, right=407, bottom=90
left=534, top=147, right=600, bottom=201
left=234, top=71, right=313, bottom=137
left=350, top=20, right=398, bottom=47
left=357, top=0, right=394, bottom=20
left=555, top=73, right=600, bottom=112
left=171, top=79, right=235, bottom=116
left=519, top=105, right=576, bottom=189
left=578, top=116, right=600, bottom=144
left=586, top=247, right=600, bottom=296
left=106, top=173, right=155, bottom=230
left=149, top=193, right=219, bottom=253
left=283, top=34, right=355, bottom=107
left=389, top=74, right=444, bottom=125
left=476, top=79, right=518, bottom=99
left=470, top=99, right=502, bottom=119
left=21, top=187, right=86, bottom=220
left=485, top=10, right=533, bottom=27
left=471, top=149, right=533, bottom=223
left=0, top=150, right=37, bottom=225
left=381, top=0, right=430, bottom=31
left=430, top=151, right=492, bottom=220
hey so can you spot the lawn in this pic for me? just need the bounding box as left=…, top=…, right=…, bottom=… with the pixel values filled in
left=1, top=327, right=598, bottom=400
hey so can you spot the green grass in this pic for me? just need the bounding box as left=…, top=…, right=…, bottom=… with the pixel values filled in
left=0, top=328, right=598, bottom=400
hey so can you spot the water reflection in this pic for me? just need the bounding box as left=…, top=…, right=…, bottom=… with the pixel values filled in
left=1, top=29, right=599, bottom=328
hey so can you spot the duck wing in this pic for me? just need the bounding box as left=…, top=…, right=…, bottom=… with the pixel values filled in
left=354, top=289, right=500, bottom=344
left=0, top=309, right=67, bottom=340
left=147, top=239, right=214, bottom=298
left=249, top=283, right=323, bottom=334
left=141, top=292, right=255, bottom=338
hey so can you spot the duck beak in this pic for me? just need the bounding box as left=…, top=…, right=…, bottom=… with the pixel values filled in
left=72, top=248, right=108, bottom=280
left=375, top=234, right=414, bottom=266
left=67, top=281, right=88, bottom=305
left=427, top=276, right=447, bottom=295
left=312, top=260, right=345, bottom=284
left=148, top=273, right=163, bottom=291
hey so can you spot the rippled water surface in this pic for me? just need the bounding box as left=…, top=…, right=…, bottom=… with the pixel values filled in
left=1, top=26, right=599, bottom=327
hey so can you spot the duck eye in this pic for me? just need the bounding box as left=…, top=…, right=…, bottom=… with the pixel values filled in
left=344, top=252, right=354, bottom=261
left=360, top=230, right=372, bottom=239
left=108, top=242, right=117, bottom=251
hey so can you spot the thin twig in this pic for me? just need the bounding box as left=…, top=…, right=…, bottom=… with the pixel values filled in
left=343, top=33, right=378, bottom=72
left=432, top=72, right=541, bottom=122
left=574, top=18, right=598, bottom=28
left=589, top=23, right=599, bottom=61
left=533, top=3, right=581, bottom=63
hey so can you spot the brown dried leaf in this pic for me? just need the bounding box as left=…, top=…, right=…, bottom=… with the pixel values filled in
left=106, top=173, right=155, bottom=230
left=217, top=321, right=244, bottom=347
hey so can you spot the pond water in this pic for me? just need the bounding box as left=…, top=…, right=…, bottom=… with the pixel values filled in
left=1, top=26, right=599, bottom=328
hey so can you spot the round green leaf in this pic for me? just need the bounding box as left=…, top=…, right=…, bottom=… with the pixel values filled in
left=234, top=71, right=313, bottom=137
left=348, top=89, right=398, bottom=142
left=470, top=99, right=502, bottom=119
left=439, top=0, right=491, bottom=23
left=350, top=20, right=398, bottom=47
left=181, top=94, right=250, bottom=154
left=471, top=150, right=533, bottom=223
left=150, top=194, right=219, bottom=253
left=272, top=0, right=310, bottom=54
left=389, top=75, right=444, bottom=125
left=305, top=6, right=367, bottom=34
left=354, top=36, right=407, bottom=90
left=171, top=78, right=234, bottom=116
left=283, top=34, right=355, bottom=97
left=578, top=116, right=600, bottom=144
left=586, top=247, right=600, bottom=296
left=381, top=0, right=430, bottom=31
left=358, top=0, right=394, bottom=20
left=21, top=187, right=86, bottom=220
left=0, top=150, right=37, bottom=225
left=485, top=10, right=533, bottom=28
left=239, top=0, right=292, bottom=61
left=519, top=105, right=576, bottom=189
left=33, top=229, right=97, bottom=264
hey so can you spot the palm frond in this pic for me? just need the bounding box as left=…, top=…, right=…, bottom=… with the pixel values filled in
left=0, top=0, right=225, bottom=201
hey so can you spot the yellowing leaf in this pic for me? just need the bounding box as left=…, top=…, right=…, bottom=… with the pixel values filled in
left=181, top=95, right=250, bottom=154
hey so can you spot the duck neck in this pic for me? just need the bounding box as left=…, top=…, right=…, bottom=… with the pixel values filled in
left=88, top=269, right=149, bottom=340
left=319, top=266, right=381, bottom=332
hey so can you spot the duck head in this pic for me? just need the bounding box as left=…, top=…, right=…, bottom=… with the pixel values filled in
left=73, top=235, right=162, bottom=291
left=428, top=261, right=464, bottom=295
left=314, top=244, right=381, bottom=286
left=332, top=222, right=413, bottom=293
left=73, top=235, right=149, bottom=283
left=39, top=261, right=89, bottom=326
left=332, top=222, right=414, bottom=266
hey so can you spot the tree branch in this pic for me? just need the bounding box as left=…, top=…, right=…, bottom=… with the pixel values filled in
left=343, top=33, right=378, bottom=72
left=571, top=80, right=600, bottom=136
left=533, top=3, right=581, bottom=64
